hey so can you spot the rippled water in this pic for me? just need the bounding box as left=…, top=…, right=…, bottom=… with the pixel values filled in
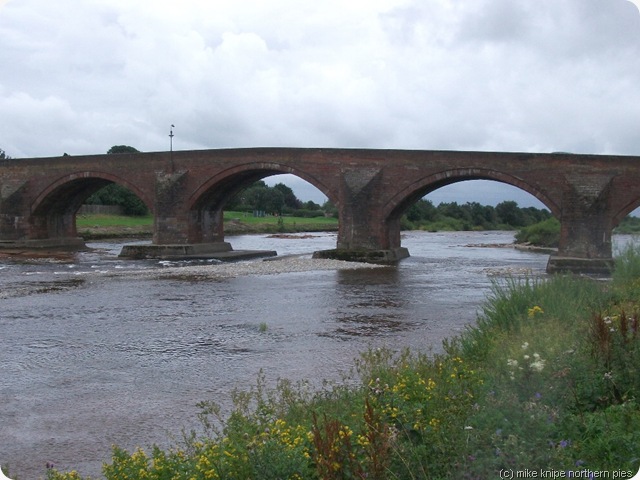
left=1, top=231, right=625, bottom=478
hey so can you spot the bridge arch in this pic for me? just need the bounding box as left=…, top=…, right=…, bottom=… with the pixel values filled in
left=612, top=198, right=640, bottom=227
left=30, top=172, right=152, bottom=240
left=186, top=162, right=337, bottom=243
left=381, top=168, right=560, bottom=250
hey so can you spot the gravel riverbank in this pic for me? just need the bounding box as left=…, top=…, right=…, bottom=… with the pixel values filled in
left=110, top=256, right=388, bottom=280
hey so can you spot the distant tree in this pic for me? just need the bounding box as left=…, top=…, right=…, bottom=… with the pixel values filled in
left=243, top=184, right=284, bottom=214
left=496, top=200, right=525, bottom=227
left=273, top=183, right=303, bottom=210
left=467, top=202, right=497, bottom=229
left=107, top=145, right=139, bottom=154
left=437, top=202, right=471, bottom=222
left=322, top=200, right=338, bottom=218
left=407, top=199, right=437, bottom=222
left=0, top=148, right=11, bottom=160
left=303, top=200, right=321, bottom=211
left=85, top=145, right=149, bottom=215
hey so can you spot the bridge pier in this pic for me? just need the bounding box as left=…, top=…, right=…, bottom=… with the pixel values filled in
left=546, top=212, right=614, bottom=275
left=312, top=168, right=411, bottom=263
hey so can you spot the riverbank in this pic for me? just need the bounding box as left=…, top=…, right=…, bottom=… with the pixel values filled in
left=45, top=245, right=640, bottom=479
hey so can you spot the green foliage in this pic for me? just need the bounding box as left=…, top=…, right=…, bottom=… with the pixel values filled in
left=401, top=199, right=552, bottom=232
left=615, top=216, right=640, bottom=234
left=273, top=182, right=303, bottom=210
left=107, top=145, right=140, bottom=154
left=515, top=217, right=560, bottom=247
left=85, top=183, right=149, bottom=216
left=84, top=146, right=149, bottom=216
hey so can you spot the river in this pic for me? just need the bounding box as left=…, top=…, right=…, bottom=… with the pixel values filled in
left=0, top=231, right=631, bottom=479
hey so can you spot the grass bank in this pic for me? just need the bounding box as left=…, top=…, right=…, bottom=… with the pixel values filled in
left=76, top=212, right=338, bottom=239
left=44, top=246, right=640, bottom=479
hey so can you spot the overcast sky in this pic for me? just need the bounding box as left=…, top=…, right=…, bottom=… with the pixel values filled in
left=1, top=0, right=639, bottom=207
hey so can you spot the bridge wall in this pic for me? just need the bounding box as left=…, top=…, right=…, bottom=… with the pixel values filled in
left=1, top=148, right=639, bottom=273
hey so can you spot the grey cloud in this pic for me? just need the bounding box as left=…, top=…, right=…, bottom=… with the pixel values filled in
left=1, top=0, right=639, bottom=162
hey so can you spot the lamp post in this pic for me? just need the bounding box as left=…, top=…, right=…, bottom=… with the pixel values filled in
left=169, top=124, right=175, bottom=172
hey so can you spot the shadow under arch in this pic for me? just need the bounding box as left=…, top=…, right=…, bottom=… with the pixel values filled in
left=381, top=168, right=559, bottom=251
left=30, top=172, right=152, bottom=240
left=186, top=162, right=337, bottom=244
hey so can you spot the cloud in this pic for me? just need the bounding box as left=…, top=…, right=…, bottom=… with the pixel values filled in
left=0, top=0, right=639, bottom=205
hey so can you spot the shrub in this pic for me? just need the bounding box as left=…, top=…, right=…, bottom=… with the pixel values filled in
left=515, top=217, right=560, bottom=247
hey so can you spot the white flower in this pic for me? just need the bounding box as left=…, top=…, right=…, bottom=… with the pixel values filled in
left=530, top=359, right=545, bottom=372
left=523, top=355, right=530, bottom=360
left=507, top=359, right=519, bottom=368
left=521, top=342, right=529, bottom=350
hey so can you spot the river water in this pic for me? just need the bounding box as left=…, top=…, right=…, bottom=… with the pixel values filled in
left=0, top=231, right=631, bottom=479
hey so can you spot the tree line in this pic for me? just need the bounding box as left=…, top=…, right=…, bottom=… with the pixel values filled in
left=225, top=181, right=329, bottom=217
left=403, top=198, right=552, bottom=231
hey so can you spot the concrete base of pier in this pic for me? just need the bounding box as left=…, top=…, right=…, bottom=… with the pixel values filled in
left=0, top=237, right=88, bottom=251
left=312, top=247, right=410, bottom=263
left=546, top=255, right=614, bottom=276
left=118, top=242, right=276, bottom=261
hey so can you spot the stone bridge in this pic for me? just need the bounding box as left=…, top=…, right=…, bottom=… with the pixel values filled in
left=1, top=147, right=639, bottom=274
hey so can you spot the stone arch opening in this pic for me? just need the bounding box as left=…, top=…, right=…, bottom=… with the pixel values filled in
left=30, top=173, right=151, bottom=240
left=612, top=200, right=640, bottom=228
left=382, top=169, right=559, bottom=251
left=187, top=163, right=337, bottom=244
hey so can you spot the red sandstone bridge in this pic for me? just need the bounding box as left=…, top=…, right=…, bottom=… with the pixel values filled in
left=1, top=147, right=639, bottom=274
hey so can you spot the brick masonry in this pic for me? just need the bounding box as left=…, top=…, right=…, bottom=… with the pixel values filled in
left=1, top=147, right=639, bottom=273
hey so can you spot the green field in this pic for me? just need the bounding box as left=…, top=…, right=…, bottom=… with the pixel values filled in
left=75, top=212, right=338, bottom=237
left=76, top=214, right=153, bottom=228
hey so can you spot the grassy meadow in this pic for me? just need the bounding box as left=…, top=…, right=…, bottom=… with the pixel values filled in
left=41, top=244, right=640, bottom=479
left=75, top=212, right=338, bottom=238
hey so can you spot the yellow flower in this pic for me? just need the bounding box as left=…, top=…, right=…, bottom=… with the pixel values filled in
left=528, top=305, right=544, bottom=318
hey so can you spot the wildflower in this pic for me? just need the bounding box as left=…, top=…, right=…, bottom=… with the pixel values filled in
left=522, top=342, right=529, bottom=350
left=604, top=371, right=613, bottom=380
left=530, top=359, right=545, bottom=372
left=507, top=359, right=519, bottom=368
left=528, top=306, right=544, bottom=318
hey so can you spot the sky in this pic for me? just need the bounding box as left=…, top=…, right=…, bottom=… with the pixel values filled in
left=1, top=0, right=640, bottom=207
